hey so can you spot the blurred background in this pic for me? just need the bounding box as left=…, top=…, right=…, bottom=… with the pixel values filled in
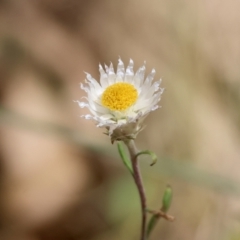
left=0, top=0, right=240, bottom=239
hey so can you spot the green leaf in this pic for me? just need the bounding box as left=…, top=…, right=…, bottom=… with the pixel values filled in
left=162, top=185, right=173, bottom=212
left=135, top=150, right=158, bottom=166
left=146, top=185, right=173, bottom=238
left=147, top=214, right=159, bottom=238
left=117, top=142, right=133, bottom=174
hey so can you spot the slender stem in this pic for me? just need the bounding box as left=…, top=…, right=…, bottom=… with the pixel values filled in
left=124, top=139, right=147, bottom=240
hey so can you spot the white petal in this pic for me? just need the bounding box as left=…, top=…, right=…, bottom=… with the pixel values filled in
left=81, top=114, right=93, bottom=120
left=85, top=73, right=102, bottom=94
left=74, top=100, right=89, bottom=108
left=104, top=64, right=109, bottom=73
left=116, top=58, right=125, bottom=82
left=133, top=64, right=146, bottom=87
left=88, top=98, right=108, bottom=115
left=100, top=113, right=115, bottom=120
left=99, top=64, right=109, bottom=88
left=80, top=83, right=89, bottom=93
left=153, top=80, right=160, bottom=92
left=107, top=62, right=116, bottom=85
left=151, top=105, right=159, bottom=111
left=142, top=69, right=155, bottom=90
left=145, top=69, right=156, bottom=84
left=124, top=59, right=134, bottom=82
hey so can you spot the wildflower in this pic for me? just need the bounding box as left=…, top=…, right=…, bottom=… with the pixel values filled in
left=76, top=58, right=164, bottom=142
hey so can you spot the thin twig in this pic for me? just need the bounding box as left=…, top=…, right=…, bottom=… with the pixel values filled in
left=124, top=139, right=147, bottom=240
left=147, top=209, right=175, bottom=222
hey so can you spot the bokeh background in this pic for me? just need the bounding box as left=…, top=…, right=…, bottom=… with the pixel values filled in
left=0, top=0, right=240, bottom=239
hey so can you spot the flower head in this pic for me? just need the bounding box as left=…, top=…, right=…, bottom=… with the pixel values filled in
left=76, top=58, right=164, bottom=142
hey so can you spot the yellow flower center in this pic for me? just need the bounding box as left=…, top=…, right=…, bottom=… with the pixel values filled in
left=101, top=83, right=138, bottom=111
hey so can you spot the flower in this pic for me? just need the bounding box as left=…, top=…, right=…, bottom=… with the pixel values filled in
left=76, top=58, right=164, bottom=142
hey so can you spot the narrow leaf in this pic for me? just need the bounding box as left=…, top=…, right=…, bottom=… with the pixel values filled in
left=146, top=185, right=173, bottom=238
left=135, top=150, right=158, bottom=166
left=162, top=185, right=173, bottom=212
left=147, top=215, right=158, bottom=238
left=117, top=142, right=133, bottom=174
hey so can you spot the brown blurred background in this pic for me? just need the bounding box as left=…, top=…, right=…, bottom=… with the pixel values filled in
left=0, top=0, right=240, bottom=239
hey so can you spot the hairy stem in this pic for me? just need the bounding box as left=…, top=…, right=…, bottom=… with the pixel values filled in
left=124, top=139, right=147, bottom=240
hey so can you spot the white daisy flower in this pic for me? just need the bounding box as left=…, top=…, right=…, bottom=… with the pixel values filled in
left=76, top=58, right=164, bottom=142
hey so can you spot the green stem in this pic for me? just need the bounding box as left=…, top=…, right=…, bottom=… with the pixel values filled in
left=124, top=139, right=147, bottom=240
